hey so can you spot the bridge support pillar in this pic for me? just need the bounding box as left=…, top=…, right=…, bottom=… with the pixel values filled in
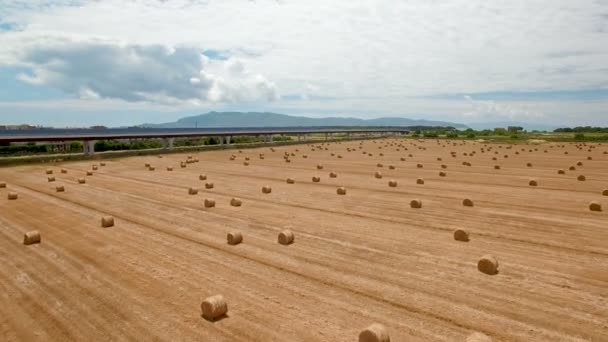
left=266, top=134, right=273, bottom=143
left=83, top=140, right=96, bottom=156
left=225, top=136, right=231, bottom=144
left=325, top=132, right=329, bottom=141
left=162, top=137, right=175, bottom=150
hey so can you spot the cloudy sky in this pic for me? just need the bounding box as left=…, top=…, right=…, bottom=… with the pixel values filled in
left=1, top=0, right=607, bottom=127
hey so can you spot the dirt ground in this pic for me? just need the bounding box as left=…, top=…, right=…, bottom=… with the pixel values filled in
left=0, top=138, right=606, bottom=341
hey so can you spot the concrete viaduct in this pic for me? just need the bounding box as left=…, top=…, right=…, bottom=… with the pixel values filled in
left=0, top=127, right=410, bottom=156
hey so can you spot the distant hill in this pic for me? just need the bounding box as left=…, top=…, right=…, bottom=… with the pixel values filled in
left=141, top=112, right=468, bottom=129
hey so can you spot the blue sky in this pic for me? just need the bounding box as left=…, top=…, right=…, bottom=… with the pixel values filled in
left=1, top=0, right=607, bottom=127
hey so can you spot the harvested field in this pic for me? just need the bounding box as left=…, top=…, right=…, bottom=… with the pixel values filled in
left=0, top=138, right=607, bottom=341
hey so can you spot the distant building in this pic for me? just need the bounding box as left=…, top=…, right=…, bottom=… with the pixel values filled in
left=508, top=126, right=524, bottom=132
left=90, top=125, right=108, bottom=129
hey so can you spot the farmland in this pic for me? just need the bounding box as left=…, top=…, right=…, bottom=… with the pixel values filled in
left=0, top=138, right=607, bottom=341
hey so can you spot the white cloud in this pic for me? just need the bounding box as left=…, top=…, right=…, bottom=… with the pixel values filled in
left=0, top=35, right=277, bottom=104
left=1, top=0, right=607, bottom=124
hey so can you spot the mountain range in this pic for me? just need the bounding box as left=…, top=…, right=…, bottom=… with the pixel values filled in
left=141, top=112, right=468, bottom=129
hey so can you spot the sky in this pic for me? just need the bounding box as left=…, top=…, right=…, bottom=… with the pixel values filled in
left=0, top=0, right=607, bottom=128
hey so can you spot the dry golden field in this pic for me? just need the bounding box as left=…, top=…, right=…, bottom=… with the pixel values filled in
left=0, top=138, right=607, bottom=341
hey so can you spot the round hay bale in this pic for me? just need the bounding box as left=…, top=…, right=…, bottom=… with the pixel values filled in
left=329, top=172, right=338, bottom=178
left=558, top=169, right=565, bottom=174
left=400, top=157, right=406, bottom=161
left=55, top=185, right=65, bottom=192
left=602, top=189, right=608, bottom=196
left=312, top=176, right=321, bottom=182
left=201, top=295, right=228, bottom=321
left=47, top=176, right=55, bottom=182
left=278, top=230, right=295, bottom=245
left=230, top=198, right=242, bottom=207
left=494, top=165, right=500, bottom=170
left=439, top=171, right=447, bottom=177
left=441, top=164, right=447, bottom=169
left=188, top=188, right=199, bottom=195
left=417, top=163, right=423, bottom=168
left=148, top=167, right=155, bottom=171
left=199, top=174, right=207, bottom=181
left=23, top=231, right=41, bottom=245
left=478, top=255, right=499, bottom=275
left=227, top=231, right=243, bottom=245
left=358, top=323, right=390, bottom=342
left=317, top=164, right=324, bottom=170
left=336, top=187, right=347, bottom=195
left=454, top=229, right=469, bottom=242
left=577, top=161, right=583, bottom=166
left=286, top=178, right=295, bottom=184
left=204, top=199, right=216, bottom=208
left=529, top=179, right=538, bottom=186
left=46, top=169, right=53, bottom=175
left=577, top=175, right=586, bottom=181
left=0, top=181, right=6, bottom=188
left=374, top=171, right=383, bottom=179
left=569, top=166, right=576, bottom=171
left=205, top=182, right=214, bottom=189
left=262, top=185, right=272, bottom=194
left=8, top=192, right=18, bottom=200
left=100, top=162, right=106, bottom=166
left=589, top=201, right=602, bottom=212
left=145, top=163, right=151, bottom=167
left=410, top=199, right=422, bottom=208
left=101, top=216, right=115, bottom=228
left=466, top=332, right=493, bottom=342
left=92, top=165, right=98, bottom=170
left=526, top=163, right=532, bottom=167
left=462, top=198, right=474, bottom=207
left=61, top=169, right=68, bottom=174
left=416, top=178, right=424, bottom=185
left=167, top=167, right=173, bottom=171
left=376, top=163, right=383, bottom=168
left=243, top=161, right=249, bottom=166
left=388, top=180, right=397, bottom=187
left=587, top=156, right=593, bottom=160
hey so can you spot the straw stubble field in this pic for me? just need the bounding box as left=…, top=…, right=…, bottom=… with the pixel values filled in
left=0, top=138, right=607, bottom=341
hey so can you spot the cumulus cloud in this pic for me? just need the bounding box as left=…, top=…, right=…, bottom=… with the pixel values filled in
left=2, top=36, right=277, bottom=104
